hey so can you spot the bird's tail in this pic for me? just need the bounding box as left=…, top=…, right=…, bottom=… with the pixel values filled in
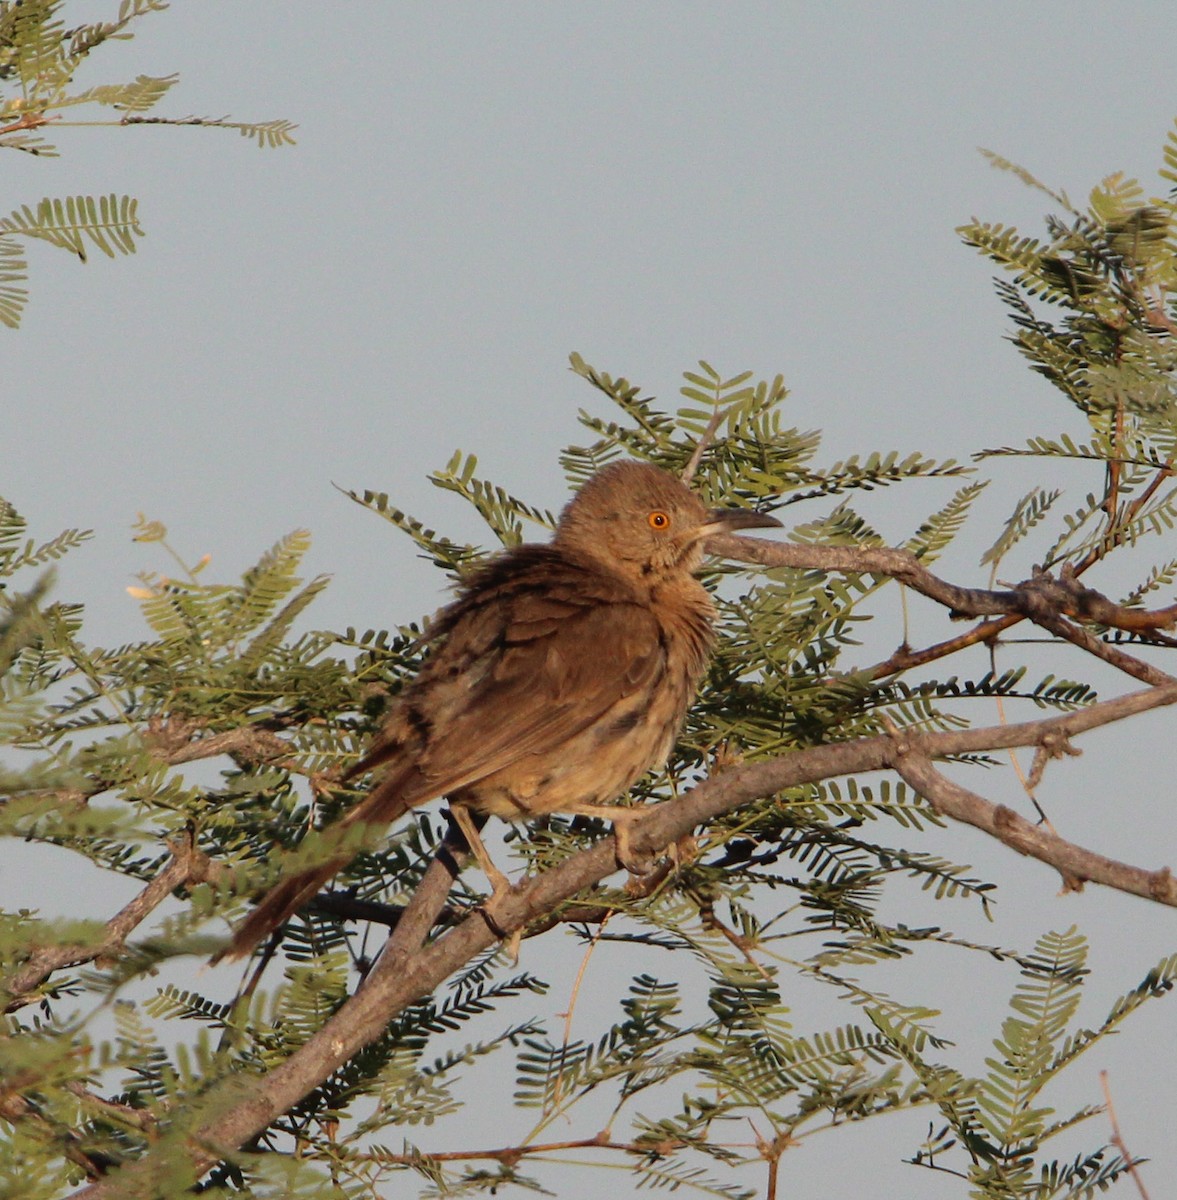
left=215, top=761, right=427, bottom=965
left=217, top=857, right=348, bottom=963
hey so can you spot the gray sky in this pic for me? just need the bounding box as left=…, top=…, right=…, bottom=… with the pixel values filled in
left=5, top=3, right=1177, bottom=1197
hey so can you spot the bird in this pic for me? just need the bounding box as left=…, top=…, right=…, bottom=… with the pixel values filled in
left=221, top=460, right=780, bottom=961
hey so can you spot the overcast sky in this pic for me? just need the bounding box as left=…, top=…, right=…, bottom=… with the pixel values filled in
left=6, top=4, right=1177, bottom=1197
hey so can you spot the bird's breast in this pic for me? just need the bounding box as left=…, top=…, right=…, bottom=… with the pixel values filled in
left=459, top=582, right=716, bottom=821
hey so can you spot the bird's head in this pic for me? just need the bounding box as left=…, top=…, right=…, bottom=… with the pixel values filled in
left=554, top=460, right=780, bottom=581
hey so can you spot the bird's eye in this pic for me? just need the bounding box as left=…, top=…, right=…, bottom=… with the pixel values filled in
left=648, top=511, right=671, bottom=530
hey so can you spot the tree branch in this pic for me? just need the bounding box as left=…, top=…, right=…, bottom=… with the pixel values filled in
left=709, top=532, right=1177, bottom=688
left=889, top=746, right=1177, bottom=906
left=706, top=533, right=1177, bottom=637
left=69, top=677, right=1177, bottom=1197
left=142, top=717, right=297, bottom=767
left=2, top=833, right=212, bottom=1012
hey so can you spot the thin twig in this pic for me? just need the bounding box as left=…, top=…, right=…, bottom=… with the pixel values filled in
left=681, top=407, right=727, bottom=484
left=872, top=612, right=1020, bottom=678
left=553, top=915, right=611, bottom=1110
left=2, top=834, right=211, bottom=1011
left=697, top=899, right=774, bottom=982
left=1100, top=1070, right=1151, bottom=1200
left=989, top=643, right=1053, bottom=828
left=363, top=1130, right=678, bottom=1166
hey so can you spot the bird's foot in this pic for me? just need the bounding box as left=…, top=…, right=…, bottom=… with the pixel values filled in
left=622, top=832, right=696, bottom=898
left=478, top=877, right=513, bottom=932
left=612, top=813, right=657, bottom=877
left=478, top=881, right=524, bottom=962
left=710, top=740, right=745, bottom=774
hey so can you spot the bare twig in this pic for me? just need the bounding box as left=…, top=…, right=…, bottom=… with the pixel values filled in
left=697, top=898, right=774, bottom=982
left=1100, top=1070, right=1151, bottom=1200
left=2, top=834, right=213, bottom=1011
left=869, top=613, right=1020, bottom=678
left=554, top=915, right=611, bottom=1109
left=362, top=1130, right=679, bottom=1166
left=681, top=407, right=727, bottom=484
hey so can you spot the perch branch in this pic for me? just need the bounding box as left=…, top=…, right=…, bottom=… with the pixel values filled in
left=69, top=676, right=1177, bottom=1197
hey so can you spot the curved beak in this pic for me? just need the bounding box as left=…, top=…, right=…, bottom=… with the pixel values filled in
left=698, top=507, right=782, bottom=538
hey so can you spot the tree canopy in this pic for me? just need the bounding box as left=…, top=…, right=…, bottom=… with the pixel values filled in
left=3, top=5, right=1177, bottom=1199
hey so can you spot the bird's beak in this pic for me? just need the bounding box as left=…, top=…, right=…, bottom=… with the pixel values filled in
left=698, top=507, right=782, bottom=538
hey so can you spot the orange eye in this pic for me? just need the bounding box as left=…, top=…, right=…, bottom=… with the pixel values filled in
left=648, top=511, right=671, bottom=530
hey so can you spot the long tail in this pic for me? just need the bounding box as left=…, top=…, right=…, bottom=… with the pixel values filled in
left=217, top=760, right=427, bottom=964
left=217, top=857, right=348, bottom=963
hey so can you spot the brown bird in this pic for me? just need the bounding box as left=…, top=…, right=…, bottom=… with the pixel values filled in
left=222, top=460, right=779, bottom=961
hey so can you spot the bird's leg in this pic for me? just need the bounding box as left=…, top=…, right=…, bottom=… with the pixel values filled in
left=449, top=805, right=515, bottom=936
left=587, top=806, right=656, bottom=876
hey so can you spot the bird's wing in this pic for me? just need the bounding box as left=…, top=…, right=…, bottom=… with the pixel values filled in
left=357, top=587, right=667, bottom=806
left=222, top=582, right=668, bottom=963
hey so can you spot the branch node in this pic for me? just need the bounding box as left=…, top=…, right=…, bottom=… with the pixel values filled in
left=992, top=804, right=1021, bottom=841
left=1148, top=866, right=1174, bottom=903
left=880, top=714, right=915, bottom=762
left=1027, top=732, right=1082, bottom=790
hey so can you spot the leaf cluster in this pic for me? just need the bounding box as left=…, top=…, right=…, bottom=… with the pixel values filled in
left=0, top=0, right=294, bottom=327
left=963, top=131, right=1177, bottom=585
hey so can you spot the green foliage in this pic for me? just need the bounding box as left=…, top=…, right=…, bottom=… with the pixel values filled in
left=961, top=127, right=1177, bottom=593
left=0, top=328, right=1162, bottom=1195
left=5, top=127, right=1177, bottom=1200
left=886, top=929, right=1175, bottom=1197
left=1, top=194, right=143, bottom=261
left=0, top=0, right=294, bottom=326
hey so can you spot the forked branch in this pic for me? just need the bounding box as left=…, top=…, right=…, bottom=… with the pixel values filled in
left=70, top=676, right=1177, bottom=1197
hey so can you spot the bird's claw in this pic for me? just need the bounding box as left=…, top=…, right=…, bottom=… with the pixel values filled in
left=477, top=884, right=523, bottom=962
left=613, top=817, right=657, bottom=876
left=619, top=846, right=658, bottom=876
left=478, top=882, right=513, bottom=933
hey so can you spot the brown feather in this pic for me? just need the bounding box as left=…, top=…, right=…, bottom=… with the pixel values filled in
left=219, top=461, right=778, bottom=962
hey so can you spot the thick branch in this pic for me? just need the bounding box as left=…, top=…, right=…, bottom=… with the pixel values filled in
left=70, top=677, right=1177, bottom=1198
